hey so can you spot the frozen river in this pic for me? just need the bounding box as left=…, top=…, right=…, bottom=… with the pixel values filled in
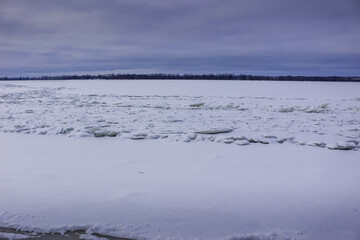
left=0, top=80, right=359, bottom=150
left=0, top=80, right=360, bottom=240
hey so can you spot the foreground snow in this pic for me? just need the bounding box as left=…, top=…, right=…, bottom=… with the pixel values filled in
left=0, top=80, right=359, bottom=150
left=1, top=133, right=360, bottom=240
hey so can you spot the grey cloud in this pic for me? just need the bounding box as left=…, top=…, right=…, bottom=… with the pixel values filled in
left=0, top=0, right=359, bottom=76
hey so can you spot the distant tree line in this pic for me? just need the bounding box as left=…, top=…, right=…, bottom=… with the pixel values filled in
left=0, top=73, right=359, bottom=82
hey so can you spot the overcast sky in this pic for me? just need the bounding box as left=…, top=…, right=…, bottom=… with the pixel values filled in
left=1, top=0, right=359, bottom=77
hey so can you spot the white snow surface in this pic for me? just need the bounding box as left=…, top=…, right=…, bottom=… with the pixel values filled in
left=0, top=80, right=359, bottom=150
left=0, top=80, right=360, bottom=240
left=1, top=133, right=360, bottom=240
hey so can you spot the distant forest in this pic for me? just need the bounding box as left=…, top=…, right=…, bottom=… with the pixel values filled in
left=1, top=73, right=359, bottom=82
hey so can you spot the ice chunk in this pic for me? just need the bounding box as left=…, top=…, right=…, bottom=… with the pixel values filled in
left=235, top=140, right=250, bottom=146
left=263, top=135, right=277, bottom=139
left=189, top=103, right=205, bottom=107
left=335, top=141, right=357, bottom=150
left=130, top=133, right=147, bottom=140
left=319, top=103, right=329, bottom=108
left=186, top=131, right=197, bottom=140
left=279, top=107, right=295, bottom=113
left=307, top=141, right=326, bottom=148
left=195, top=128, right=233, bottom=134
left=248, top=137, right=269, bottom=144
left=234, top=136, right=247, bottom=140
left=235, top=107, right=249, bottom=111
left=94, top=130, right=119, bottom=137
left=58, top=127, right=74, bottom=134
left=207, top=136, right=215, bottom=141
left=302, top=103, right=329, bottom=113
left=303, top=108, right=324, bottom=113
left=147, top=134, right=159, bottom=139
left=222, top=138, right=235, bottom=144
left=346, top=139, right=359, bottom=145
left=86, top=127, right=102, bottom=134
left=278, top=137, right=295, bottom=144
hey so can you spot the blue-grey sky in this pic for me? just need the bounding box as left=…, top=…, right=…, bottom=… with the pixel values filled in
left=1, top=0, right=359, bottom=77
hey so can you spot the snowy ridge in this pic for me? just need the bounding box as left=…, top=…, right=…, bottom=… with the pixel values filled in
left=0, top=81, right=359, bottom=151
left=0, top=216, right=142, bottom=240
left=0, top=212, right=306, bottom=240
left=0, top=211, right=307, bottom=240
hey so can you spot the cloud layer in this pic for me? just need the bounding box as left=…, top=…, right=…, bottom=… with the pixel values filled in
left=1, top=0, right=359, bottom=76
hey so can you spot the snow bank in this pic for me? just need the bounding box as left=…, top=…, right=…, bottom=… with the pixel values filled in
left=1, top=133, right=360, bottom=240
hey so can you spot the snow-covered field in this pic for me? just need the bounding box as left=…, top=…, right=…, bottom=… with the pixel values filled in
left=0, top=80, right=360, bottom=240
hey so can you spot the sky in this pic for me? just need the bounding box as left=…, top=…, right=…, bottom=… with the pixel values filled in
left=0, top=0, right=360, bottom=77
